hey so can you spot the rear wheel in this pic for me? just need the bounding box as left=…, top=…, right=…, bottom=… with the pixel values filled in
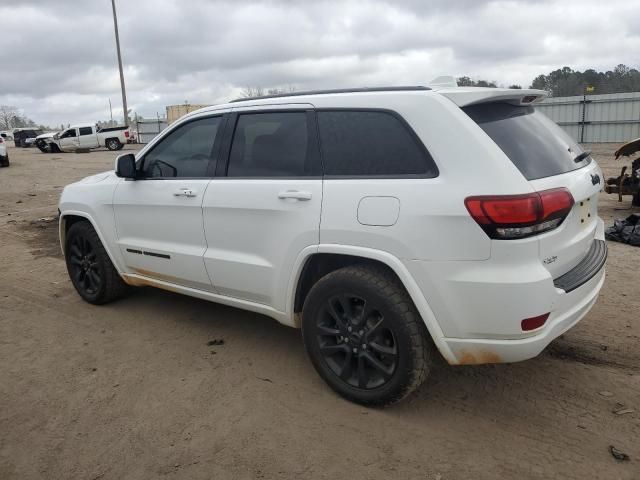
left=0, top=155, right=9, bottom=167
left=302, top=265, right=431, bottom=406
left=106, top=138, right=122, bottom=151
left=65, top=221, right=129, bottom=304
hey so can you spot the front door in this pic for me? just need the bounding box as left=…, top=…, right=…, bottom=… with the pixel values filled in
left=113, top=114, right=225, bottom=291
left=58, top=128, right=79, bottom=151
left=202, top=106, right=322, bottom=311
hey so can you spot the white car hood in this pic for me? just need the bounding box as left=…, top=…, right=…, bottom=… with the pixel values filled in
left=36, top=132, right=56, bottom=140
left=75, top=171, right=115, bottom=185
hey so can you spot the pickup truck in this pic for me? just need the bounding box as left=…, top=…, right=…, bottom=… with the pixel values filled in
left=36, top=124, right=130, bottom=153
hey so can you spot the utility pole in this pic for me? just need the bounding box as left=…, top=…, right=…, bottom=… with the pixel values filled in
left=108, top=98, right=113, bottom=122
left=111, top=0, right=128, bottom=126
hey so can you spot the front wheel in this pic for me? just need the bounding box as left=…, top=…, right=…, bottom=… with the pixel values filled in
left=36, top=140, right=50, bottom=153
left=65, top=221, right=129, bottom=304
left=302, top=265, right=431, bottom=406
left=106, top=138, right=122, bottom=151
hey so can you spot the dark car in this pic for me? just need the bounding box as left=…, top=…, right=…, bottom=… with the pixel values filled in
left=13, top=128, right=43, bottom=148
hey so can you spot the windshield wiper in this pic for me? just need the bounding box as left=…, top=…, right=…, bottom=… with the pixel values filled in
left=574, top=151, right=591, bottom=163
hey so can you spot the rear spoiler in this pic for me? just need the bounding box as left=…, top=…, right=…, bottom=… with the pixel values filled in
left=435, top=87, right=548, bottom=107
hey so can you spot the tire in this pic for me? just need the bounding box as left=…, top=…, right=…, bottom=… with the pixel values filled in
left=65, top=221, right=129, bottom=304
left=301, top=265, right=431, bottom=406
left=50, top=143, right=62, bottom=153
left=0, top=155, right=9, bottom=167
left=106, top=138, right=122, bottom=151
left=36, top=140, right=50, bottom=153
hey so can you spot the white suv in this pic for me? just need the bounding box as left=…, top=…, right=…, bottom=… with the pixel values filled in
left=58, top=86, right=606, bottom=405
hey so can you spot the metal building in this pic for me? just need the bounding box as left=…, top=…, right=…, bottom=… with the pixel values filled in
left=135, top=117, right=168, bottom=144
left=536, top=91, right=640, bottom=143
left=166, top=104, right=209, bottom=125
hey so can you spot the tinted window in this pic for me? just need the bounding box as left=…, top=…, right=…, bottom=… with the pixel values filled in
left=228, top=112, right=315, bottom=177
left=60, top=129, right=76, bottom=139
left=142, top=116, right=221, bottom=178
left=78, top=127, right=93, bottom=136
left=317, top=110, right=437, bottom=177
left=463, top=103, right=591, bottom=180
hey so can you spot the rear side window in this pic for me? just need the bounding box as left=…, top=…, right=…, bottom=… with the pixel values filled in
left=317, top=110, right=437, bottom=177
left=228, top=112, right=317, bottom=177
left=78, top=127, right=93, bottom=136
left=463, top=103, right=591, bottom=180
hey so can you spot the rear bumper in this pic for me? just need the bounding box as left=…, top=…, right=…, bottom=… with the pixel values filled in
left=405, top=219, right=607, bottom=365
left=441, top=266, right=605, bottom=364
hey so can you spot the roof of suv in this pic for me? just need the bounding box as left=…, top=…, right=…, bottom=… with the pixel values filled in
left=187, top=85, right=548, bottom=118
left=229, top=86, right=431, bottom=103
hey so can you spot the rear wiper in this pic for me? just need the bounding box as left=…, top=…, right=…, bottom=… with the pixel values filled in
left=573, top=151, right=591, bottom=163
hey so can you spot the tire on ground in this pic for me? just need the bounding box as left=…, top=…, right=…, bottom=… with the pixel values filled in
left=65, top=221, right=130, bottom=304
left=301, top=264, right=432, bottom=406
left=106, top=138, right=122, bottom=151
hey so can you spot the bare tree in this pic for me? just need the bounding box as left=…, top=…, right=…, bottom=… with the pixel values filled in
left=240, top=86, right=265, bottom=98
left=0, top=105, right=19, bottom=130
left=240, top=85, right=297, bottom=99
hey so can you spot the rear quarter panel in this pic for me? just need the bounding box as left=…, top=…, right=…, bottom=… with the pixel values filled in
left=315, top=92, right=534, bottom=261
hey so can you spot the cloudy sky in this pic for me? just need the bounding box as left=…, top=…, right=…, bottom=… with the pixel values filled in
left=1, top=0, right=638, bottom=127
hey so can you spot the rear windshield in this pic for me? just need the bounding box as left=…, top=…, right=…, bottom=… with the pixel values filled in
left=463, top=103, right=590, bottom=180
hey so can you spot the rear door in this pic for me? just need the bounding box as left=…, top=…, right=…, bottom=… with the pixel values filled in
left=78, top=126, right=99, bottom=149
left=202, top=105, right=322, bottom=310
left=463, top=103, right=604, bottom=277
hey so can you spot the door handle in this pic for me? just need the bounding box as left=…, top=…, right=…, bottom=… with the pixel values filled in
left=173, top=188, right=197, bottom=197
left=278, top=190, right=312, bottom=201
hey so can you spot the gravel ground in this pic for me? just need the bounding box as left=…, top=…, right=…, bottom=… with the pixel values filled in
left=0, top=143, right=638, bottom=480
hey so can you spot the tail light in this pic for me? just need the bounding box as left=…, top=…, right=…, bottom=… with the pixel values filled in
left=465, top=188, right=574, bottom=239
left=0, top=137, right=4, bottom=143
left=124, top=130, right=130, bottom=138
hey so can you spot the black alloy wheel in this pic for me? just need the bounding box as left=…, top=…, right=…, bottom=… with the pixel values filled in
left=302, top=265, right=431, bottom=406
left=68, top=232, right=102, bottom=296
left=314, top=293, right=398, bottom=389
left=64, top=221, right=129, bottom=304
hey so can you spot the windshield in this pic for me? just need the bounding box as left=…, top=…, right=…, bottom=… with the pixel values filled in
left=463, top=103, right=591, bottom=180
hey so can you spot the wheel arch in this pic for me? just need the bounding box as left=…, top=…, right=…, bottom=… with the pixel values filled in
left=59, top=211, right=124, bottom=276
left=289, top=245, right=456, bottom=363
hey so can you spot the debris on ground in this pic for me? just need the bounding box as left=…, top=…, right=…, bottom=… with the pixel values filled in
left=605, top=213, right=640, bottom=246
left=612, top=407, right=635, bottom=415
left=207, top=339, right=225, bottom=346
left=599, top=391, right=614, bottom=397
left=609, top=445, right=630, bottom=462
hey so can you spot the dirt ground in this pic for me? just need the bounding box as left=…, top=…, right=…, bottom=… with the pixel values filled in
left=0, top=143, right=638, bottom=480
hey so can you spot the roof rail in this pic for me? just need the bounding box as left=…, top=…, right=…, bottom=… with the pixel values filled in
left=229, top=86, right=431, bottom=103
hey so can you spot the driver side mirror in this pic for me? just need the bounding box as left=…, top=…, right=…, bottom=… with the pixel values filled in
left=115, top=153, right=137, bottom=179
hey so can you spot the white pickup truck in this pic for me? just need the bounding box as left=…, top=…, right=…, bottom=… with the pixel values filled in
left=36, top=124, right=130, bottom=153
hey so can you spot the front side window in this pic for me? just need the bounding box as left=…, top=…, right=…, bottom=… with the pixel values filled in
left=60, top=129, right=77, bottom=139
left=317, top=110, right=437, bottom=177
left=141, top=116, right=221, bottom=178
left=227, top=112, right=315, bottom=177
left=78, top=127, right=93, bottom=136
